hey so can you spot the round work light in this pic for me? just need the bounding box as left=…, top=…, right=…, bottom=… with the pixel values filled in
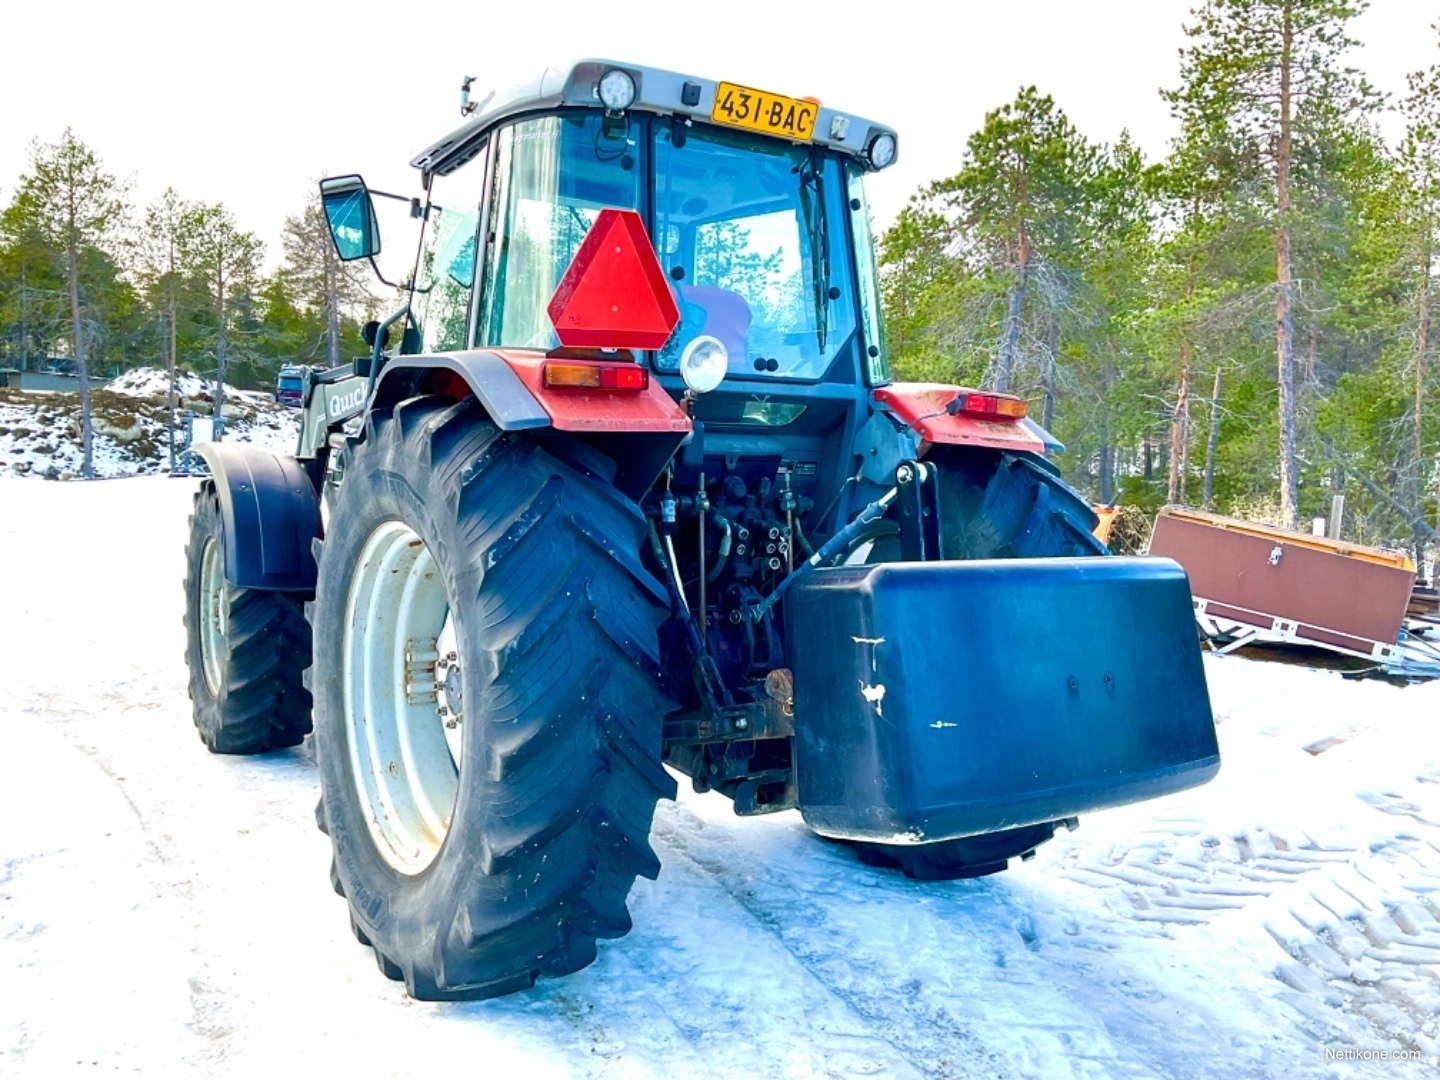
left=679, top=336, right=728, bottom=394
left=598, top=69, right=637, bottom=112
left=867, top=132, right=897, bottom=170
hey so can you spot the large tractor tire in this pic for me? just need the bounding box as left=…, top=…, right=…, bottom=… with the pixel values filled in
left=934, top=448, right=1105, bottom=560
left=308, top=395, right=677, bottom=1001
left=844, top=447, right=1103, bottom=880
left=183, top=482, right=312, bottom=754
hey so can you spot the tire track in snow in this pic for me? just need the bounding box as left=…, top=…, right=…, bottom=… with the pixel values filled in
left=650, top=801, right=1289, bottom=1079
left=1053, top=769, right=1440, bottom=1063
left=650, top=805, right=994, bottom=1079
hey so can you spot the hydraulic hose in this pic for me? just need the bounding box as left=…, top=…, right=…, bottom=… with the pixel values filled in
left=792, top=516, right=816, bottom=559
left=705, top=510, right=732, bottom=584
left=748, top=480, right=905, bottom=624
left=647, top=518, right=732, bottom=708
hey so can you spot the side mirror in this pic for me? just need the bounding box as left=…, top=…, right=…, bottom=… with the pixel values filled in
left=319, top=174, right=381, bottom=261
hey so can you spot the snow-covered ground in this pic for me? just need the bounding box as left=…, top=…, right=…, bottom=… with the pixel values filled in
left=1, top=478, right=1436, bottom=1078
left=0, top=368, right=298, bottom=479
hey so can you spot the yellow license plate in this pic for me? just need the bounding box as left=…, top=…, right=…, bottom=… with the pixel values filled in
left=711, top=81, right=817, bottom=141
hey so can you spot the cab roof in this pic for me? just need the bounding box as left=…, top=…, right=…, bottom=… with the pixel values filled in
left=410, top=59, right=897, bottom=179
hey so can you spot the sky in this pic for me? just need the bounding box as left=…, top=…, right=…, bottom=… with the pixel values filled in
left=1, top=0, right=1436, bottom=268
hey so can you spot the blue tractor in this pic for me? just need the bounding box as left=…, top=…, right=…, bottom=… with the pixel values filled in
left=182, top=61, right=1218, bottom=1001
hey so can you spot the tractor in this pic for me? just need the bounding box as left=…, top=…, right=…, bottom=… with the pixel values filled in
left=182, top=60, right=1219, bottom=1001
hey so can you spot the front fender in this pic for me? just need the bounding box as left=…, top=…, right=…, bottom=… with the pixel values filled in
left=192, top=442, right=320, bottom=591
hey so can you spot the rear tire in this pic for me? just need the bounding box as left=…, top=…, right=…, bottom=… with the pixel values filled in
left=842, top=447, right=1102, bottom=880
left=849, top=823, right=1059, bottom=880
left=310, top=395, right=677, bottom=1001
left=935, top=448, right=1105, bottom=560
left=183, top=483, right=312, bottom=754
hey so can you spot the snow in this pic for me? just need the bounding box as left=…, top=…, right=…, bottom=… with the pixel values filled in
left=0, top=368, right=298, bottom=479
left=1, top=477, right=1437, bottom=1078
left=107, top=367, right=219, bottom=400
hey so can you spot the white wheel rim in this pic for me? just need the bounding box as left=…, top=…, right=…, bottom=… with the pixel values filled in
left=342, top=521, right=462, bottom=875
left=199, top=537, right=227, bottom=696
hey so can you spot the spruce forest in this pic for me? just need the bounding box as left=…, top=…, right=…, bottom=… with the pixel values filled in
left=1, top=0, right=1436, bottom=560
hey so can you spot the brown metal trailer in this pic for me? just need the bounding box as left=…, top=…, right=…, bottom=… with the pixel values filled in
left=1148, top=508, right=1420, bottom=666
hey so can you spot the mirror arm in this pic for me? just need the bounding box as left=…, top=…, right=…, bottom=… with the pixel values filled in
left=366, top=188, right=414, bottom=205
left=367, top=256, right=405, bottom=290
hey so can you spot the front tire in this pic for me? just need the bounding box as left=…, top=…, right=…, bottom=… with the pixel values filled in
left=310, top=396, right=677, bottom=1001
left=183, top=483, right=312, bottom=754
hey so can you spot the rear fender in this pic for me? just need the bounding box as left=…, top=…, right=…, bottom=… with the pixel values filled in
left=373, top=349, right=692, bottom=435
left=374, top=349, right=691, bottom=499
left=192, top=442, right=320, bottom=591
left=373, top=351, right=550, bottom=431
left=873, top=383, right=1053, bottom=455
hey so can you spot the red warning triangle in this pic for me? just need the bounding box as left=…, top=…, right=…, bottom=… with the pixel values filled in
left=547, top=208, right=680, bottom=350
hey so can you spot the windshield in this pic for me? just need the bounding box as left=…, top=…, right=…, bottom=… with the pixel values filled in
left=278, top=376, right=302, bottom=391
left=652, top=123, right=855, bottom=380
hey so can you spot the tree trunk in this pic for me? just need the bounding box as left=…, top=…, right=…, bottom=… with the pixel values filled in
left=167, top=295, right=178, bottom=472
left=66, top=229, right=93, bottom=478
left=1143, top=429, right=1153, bottom=482
left=214, top=272, right=226, bottom=441
left=1275, top=4, right=1299, bottom=529
left=995, top=226, right=1029, bottom=392
left=1168, top=337, right=1193, bottom=505
left=326, top=240, right=341, bottom=370
left=19, top=268, right=28, bottom=372
left=1203, top=368, right=1222, bottom=510
left=1415, top=243, right=1430, bottom=518
left=1042, top=313, right=1058, bottom=431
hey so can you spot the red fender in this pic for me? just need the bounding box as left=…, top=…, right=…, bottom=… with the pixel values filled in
left=873, top=383, right=1047, bottom=455
left=496, top=350, right=692, bottom=434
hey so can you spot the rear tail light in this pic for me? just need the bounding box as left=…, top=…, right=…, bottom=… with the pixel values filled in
left=950, top=391, right=1026, bottom=420
left=542, top=361, right=650, bottom=391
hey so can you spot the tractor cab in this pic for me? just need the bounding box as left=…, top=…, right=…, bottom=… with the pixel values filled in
left=321, top=63, right=895, bottom=448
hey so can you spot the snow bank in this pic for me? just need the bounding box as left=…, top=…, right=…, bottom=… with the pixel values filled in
left=0, top=367, right=298, bottom=479
left=107, top=367, right=219, bottom=400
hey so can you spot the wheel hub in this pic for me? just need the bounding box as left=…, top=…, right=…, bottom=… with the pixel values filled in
left=198, top=537, right=228, bottom=696
left=341, top=521, right=460, bottom=875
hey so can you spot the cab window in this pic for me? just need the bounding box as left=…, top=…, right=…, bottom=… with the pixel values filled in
left=477, top=115, right=642, bottom=350
left=412, top=142, right=489, bottom=354
left=847, top=162, right=889, bottom=385
left=652, top=122, right=856, bottom=380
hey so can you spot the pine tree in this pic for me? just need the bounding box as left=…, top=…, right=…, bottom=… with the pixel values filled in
left=5, top=130, right=130, bottom=476
left=137, top=188, right=195, bottom=469
left=1168, top=0, right=1377, bottom=528
left=929, top=87, right=1098, bottom=392
left=1400, top=29, right=1440, bottom=541
left=179, top=203, right=262, bottom=438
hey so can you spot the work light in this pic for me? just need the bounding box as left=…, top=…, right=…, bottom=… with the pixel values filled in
left=598, top=69, right=637, bottom=112
left=867, top=132, right=897, bottom=170
left=679, top=336, right=728, bottom=394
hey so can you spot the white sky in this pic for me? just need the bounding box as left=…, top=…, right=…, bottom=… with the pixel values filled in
left=1, top=0, right=1435, bottom=268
